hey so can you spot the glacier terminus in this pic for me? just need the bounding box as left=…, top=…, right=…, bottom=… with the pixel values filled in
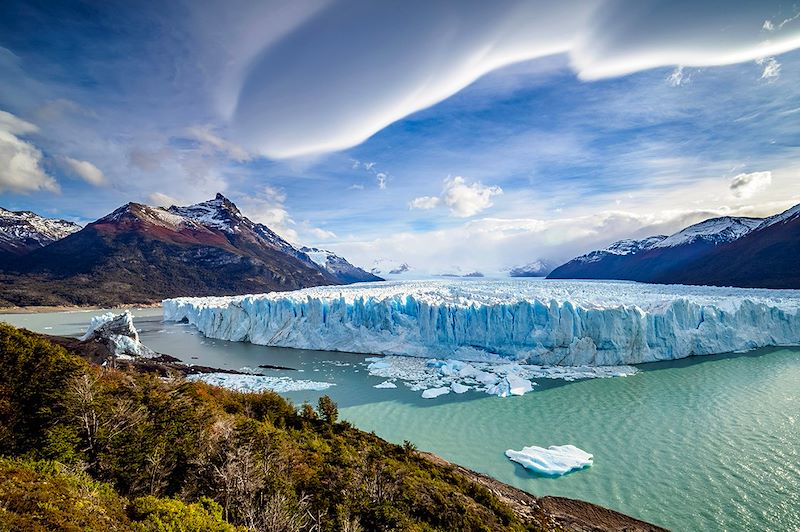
left=163, top=279, right=800, bottom=367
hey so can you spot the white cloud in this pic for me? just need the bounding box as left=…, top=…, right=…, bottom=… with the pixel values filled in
left=729, top=171, right=772, bottom=198
left=409, top=196, right=441, bottom=210
left=306, top=226, right=337, bottom=240
left=64, top=156, right=106, bottom=186
left=409, top=176, right=502, bottom=217
left=0, top=110, right=58, bottom=194
left=376, top=172, right=387, bottom=190
left=148, top=192, right=180, bottom=207
left=224, top=1, right=800, bottom=158
left=442, top=176, right=503, bottom=217
left=757, top=57, right=781, bottom=80
left=667, top=66, right=689, bottom=87
left=185, top=124, right=251, bottom=162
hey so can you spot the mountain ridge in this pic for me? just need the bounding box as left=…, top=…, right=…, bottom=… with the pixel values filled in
left=548, top=204, right=800, bottom=288
left=0, top=194, right=379, bottom=307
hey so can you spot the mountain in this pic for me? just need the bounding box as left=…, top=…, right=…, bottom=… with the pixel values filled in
left=549, top=205, right=800, bottom=288
left=299, top=246, right=382, bottom=284
left=661, top=205, right=800, bottom=288
left=370, top=258, right=412, bottom=277
left=0, top=207, right=80, bottom=256
left=508, top=259, right=555, bottom=277
left=0, top=194, right=374, bottom=307
left=547, top=236, right=667, bottom=280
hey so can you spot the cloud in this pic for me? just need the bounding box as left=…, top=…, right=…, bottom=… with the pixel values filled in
left=729, top=171, right=772, bottom=198
left=185, top=125, right=252, bottom=162
left=226, top=0, right=800, bottom=158
left=306, top=225, right=337, bottom=240
left=409, top=196, right=441, bottom=210
left=666, top=66, right=690, bottom=86
left=757, top=57, right=781, bottom=79
left=442, top=176, right=503, bottom=217
left=0, top=110, right=59, bottom=194
left=409, top=176, right=502, bottom=217
left=148, top=192, right=180, bottom=207
left=63, top=156, right=106, bottom=186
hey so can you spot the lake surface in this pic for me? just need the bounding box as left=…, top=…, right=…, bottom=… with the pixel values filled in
left=4, top=308, right=799, bottom=531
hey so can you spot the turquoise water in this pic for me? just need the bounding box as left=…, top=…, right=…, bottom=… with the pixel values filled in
left=3, top=310, right=799, bottom=531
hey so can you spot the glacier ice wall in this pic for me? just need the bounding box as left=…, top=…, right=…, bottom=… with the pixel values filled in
left=162, top=280, right=800, bottom=366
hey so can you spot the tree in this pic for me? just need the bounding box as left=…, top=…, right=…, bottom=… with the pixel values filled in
left=317, top=395, right=338, bottom=424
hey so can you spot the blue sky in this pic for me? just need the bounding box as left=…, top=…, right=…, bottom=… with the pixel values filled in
left=1, top=0, right=799, bottom=272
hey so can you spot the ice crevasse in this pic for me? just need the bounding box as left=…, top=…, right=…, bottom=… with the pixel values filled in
left=162, top=280, right=800, bottom=366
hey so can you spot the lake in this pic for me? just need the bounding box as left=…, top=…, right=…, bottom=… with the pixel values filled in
left=3, top=306, right=798, bottom=531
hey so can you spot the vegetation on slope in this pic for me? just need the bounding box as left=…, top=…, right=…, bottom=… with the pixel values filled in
left=0, top=324, right=555, bottom=531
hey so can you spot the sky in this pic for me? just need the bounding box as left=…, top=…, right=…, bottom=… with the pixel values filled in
left=1, top=0, right=799, bottom=274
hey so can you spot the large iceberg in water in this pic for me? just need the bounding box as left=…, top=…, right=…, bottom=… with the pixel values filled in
left=506, top=444, right=593, bottom=476
left=162, top=279, right=800, bottom=366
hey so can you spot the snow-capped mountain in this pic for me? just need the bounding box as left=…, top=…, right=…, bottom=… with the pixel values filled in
left=650, top=216, right=761, bottom=249
left=370, top=259, right=412, bottom=277
left=3, top=194, right=374, bottom=306
left=0, top=207, right=80, bottom=255
left=549, top=204, right=800, bottom=288
left=508, top=260, right=555, bottom=277
left=548, top=236, right=666, bottom=279
left=299, top=246, right=382, bottom=284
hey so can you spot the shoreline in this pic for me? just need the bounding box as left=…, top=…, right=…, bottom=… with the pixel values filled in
left=34, top=324, right=667, bottom=531
left=0, top=302, right=162, bottom=314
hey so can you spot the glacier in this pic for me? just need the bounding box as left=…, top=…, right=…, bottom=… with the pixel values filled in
left=162, top=279, right=800, bottom=366
left=506, top=444, right=593, bottom=476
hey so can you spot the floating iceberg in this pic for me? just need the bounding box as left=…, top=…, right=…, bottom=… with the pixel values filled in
left=506, top=444, right=593, bottom=476
left=363, top=356, right=633, bottom=398
left=421, top=387, right=450, bottom=399
left=163, top=279, right=800, bottom=366
left=186, top=373, right=334, bottom=393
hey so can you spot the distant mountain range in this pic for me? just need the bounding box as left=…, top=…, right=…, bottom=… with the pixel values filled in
left=0, top=208, right=80, bottom=255
left=549, top=204, right=800, bottom=289
left=508, top=260, right=554, bottom=277
left=0, top=194, right=380, bottom=307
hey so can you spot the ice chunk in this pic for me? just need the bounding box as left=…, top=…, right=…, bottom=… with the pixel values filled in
left=81, top=311, right=156, bottom=358
left=163, top=279, right=800, bottom=366
left=374, top=380, right=397, bottom=389
left=487, top=373, right=534, bottom=397
left=450, top=382, right=470, bottom=394
left=187, top=373, right=334, bottom=393
left=506, top=444, right=593, bottom=476
left=421, top=387, right=450, bottom=399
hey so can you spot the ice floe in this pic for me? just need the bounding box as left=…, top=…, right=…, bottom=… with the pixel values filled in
left=421, top=387, right=450, bottom=399
left=505, top=444, right=593, bottom=476
left=187, top=373, right=334, bottom=393
left=364, top=356, right=635, bottom=398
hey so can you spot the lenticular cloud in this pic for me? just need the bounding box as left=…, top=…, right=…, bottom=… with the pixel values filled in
left=226, top=0, right=800, bottom=159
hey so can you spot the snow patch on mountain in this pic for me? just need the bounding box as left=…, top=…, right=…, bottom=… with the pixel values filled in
left=300, top=246, right=382, bottom=283
left=509, top=260, right=554, bottom=277
left=0, top=207, right=81, bottom=254
left=652, top=216, right=762, bottom=248
left=757, top=203, right=800, bottom=229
